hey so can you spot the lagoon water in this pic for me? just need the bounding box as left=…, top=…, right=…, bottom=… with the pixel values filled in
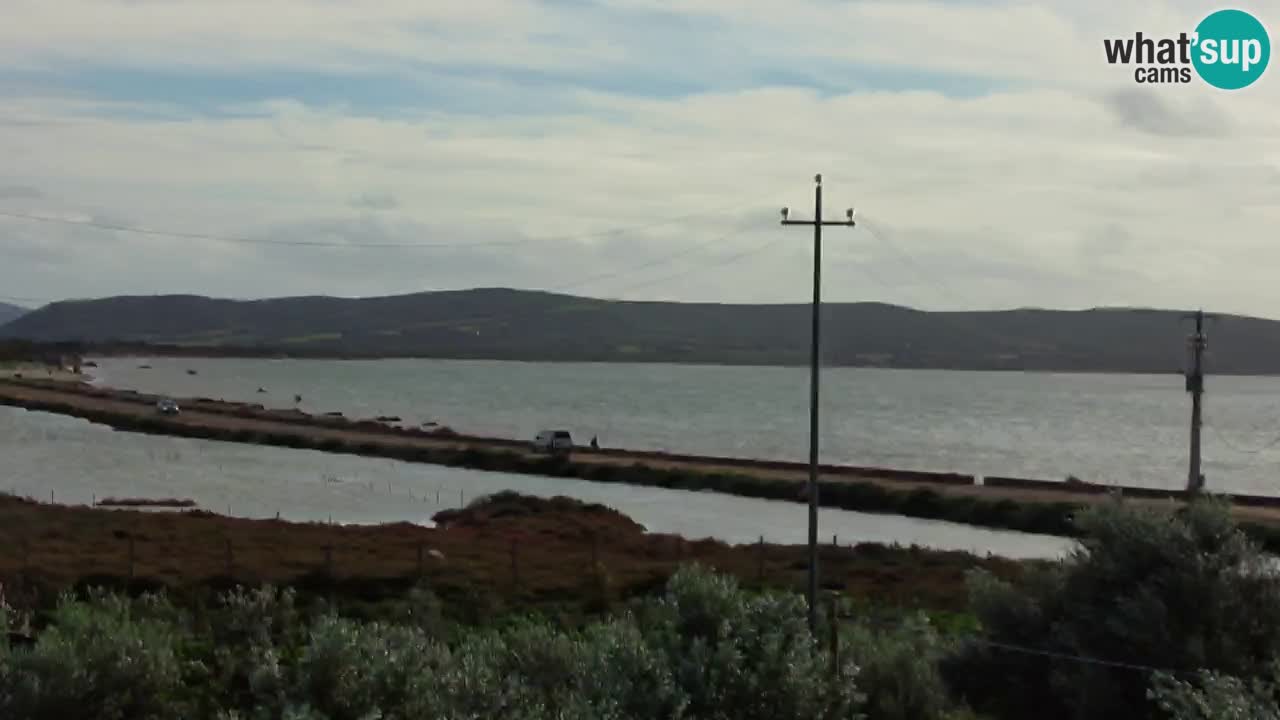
left=91, top=356, right=1280, bottom=495
left=11, top=355, right=1280, bottom=559
left=0, top=407, right=1071, bottom=558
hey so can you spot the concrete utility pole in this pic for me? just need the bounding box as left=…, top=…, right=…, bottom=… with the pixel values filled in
left=1185, top=310, right=1208, bottom=494
left=780, top=174, right=856, bottom=636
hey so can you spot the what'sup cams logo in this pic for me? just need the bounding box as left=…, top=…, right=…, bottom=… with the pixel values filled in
left=1104, top=9, right=1270, bottom=89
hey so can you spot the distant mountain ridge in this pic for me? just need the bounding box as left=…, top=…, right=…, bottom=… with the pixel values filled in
left=1, top=288, right=1276, bottom=373
left=0, top=301, right=27, bottom=327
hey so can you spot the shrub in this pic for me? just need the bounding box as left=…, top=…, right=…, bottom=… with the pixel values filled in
left=293, top=615, right=448, bottom=720
left=1149, top=668, right=1280, bottom=720
left=0, top=593, right=187, bottom=719
left=635, top=565, right=864, bottom=720
left=842, top=614, right=953, bottom=720
left=0, top=571, right=875, bottom=720
left=945, top=498, right=1280, bottom=720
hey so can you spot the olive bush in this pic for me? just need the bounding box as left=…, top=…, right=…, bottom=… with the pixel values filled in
left=0, top=567, right=870, bottom=720
left=636, top=566, right=863, bottom=720
left=842, top=614, right=952, bottom=720
left=0, top=593, right=188, bottom=720
left=1150, top=669, right=1280, bottom=720
left=944, top=498, right=1280, bottom=720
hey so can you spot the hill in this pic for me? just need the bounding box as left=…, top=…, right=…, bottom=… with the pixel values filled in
left=0, top=301, right=27, bottom=327
left=0, top=288, right=1272, bottom=373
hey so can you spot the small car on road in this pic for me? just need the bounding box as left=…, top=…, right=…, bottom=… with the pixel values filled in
left=532, top=429, right=573, bottom=454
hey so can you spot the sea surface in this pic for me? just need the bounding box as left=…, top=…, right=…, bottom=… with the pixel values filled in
left=0, top=407, right=1071, bottom=559
left=91, top=356, right=1280, bottom=495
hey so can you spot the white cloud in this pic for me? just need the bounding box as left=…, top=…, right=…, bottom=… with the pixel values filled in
left=0, top=0, right=1278, bottom=317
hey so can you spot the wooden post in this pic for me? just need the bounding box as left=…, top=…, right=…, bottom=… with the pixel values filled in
left=459, top=489, right=464, bottom=506
left=828, top=593, right=840, bottom=677
left=50, top=489, right=55, bottom=504
left=757, top=535, right=765, bottom=583
left=436, top=489, right=441, bottom=504
left=832, top=534, right=837, bottom=547
left=510, top=540, right=520, bottom=592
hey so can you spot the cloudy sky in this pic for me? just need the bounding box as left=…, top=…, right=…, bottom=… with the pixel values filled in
left=0, top=0, right=1277, bottom=315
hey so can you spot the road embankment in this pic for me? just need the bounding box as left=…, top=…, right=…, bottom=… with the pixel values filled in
left=4, top=377, right=1280, bottom=548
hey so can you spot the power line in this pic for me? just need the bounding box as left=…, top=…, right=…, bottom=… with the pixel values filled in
left=409, top=227, right=779, bottom=334
left=0, top=227, right=776, bottom=312
left=600, top=229, right=785, bottom=298
left=970, top=639, right=1173, bottom=674
left=0, top=203, right=757, bottom=250
left=551, top=225, right=757, bottom=293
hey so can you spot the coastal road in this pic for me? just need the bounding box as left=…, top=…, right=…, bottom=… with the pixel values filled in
left=4, top=377, right=1280, bottom=527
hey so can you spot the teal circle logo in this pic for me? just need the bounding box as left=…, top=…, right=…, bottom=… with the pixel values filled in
left=1192, top=9, right=1270, bottom=89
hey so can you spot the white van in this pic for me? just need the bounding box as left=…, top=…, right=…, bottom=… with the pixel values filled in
left=532, top=429, right=573, bottom=454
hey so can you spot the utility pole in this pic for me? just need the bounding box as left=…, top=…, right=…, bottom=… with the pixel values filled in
left=1184, top=310, right=1208, bottom=494
left=781, top=174, right=856, bottom=636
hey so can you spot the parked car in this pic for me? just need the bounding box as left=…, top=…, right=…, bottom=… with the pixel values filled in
left=532, top=429, right=573, bottom=454
left=156, top=399, right=181, bottom=415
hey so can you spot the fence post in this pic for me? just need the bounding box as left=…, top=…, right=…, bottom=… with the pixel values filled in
left=459, top=489, right=464, bottom=506
left=828, top=593, right=840, bottom=677
left=832, top=534, right=837, bottom=547
left=510, top=540, right=520, bottom=593
left=757, top=535, right=765, bottom=583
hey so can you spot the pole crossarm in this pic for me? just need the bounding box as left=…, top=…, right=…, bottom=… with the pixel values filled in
left=778, top=172, right=857, bottom=638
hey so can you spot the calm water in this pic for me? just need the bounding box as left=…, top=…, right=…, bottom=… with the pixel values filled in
left=91, top=357, right=1280, bottom=495
left=0, top=407, right=1070, bottom=558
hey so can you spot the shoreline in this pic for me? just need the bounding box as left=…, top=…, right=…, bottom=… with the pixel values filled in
left=0, top=490, right=1021, bottom=615
left=4, top=376, right=1280, bottom=550
left=82, top=348, right=1256, bottom=376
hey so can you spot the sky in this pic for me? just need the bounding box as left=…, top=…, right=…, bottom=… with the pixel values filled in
left=0, top=0, right=1277, bottom=315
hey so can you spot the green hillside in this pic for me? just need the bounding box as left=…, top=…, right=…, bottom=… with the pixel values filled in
left=0, top=288, right=1267, bottom=373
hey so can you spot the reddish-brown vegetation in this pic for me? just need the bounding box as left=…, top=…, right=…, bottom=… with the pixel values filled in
left=0, top=491, right=1020, bottom=614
